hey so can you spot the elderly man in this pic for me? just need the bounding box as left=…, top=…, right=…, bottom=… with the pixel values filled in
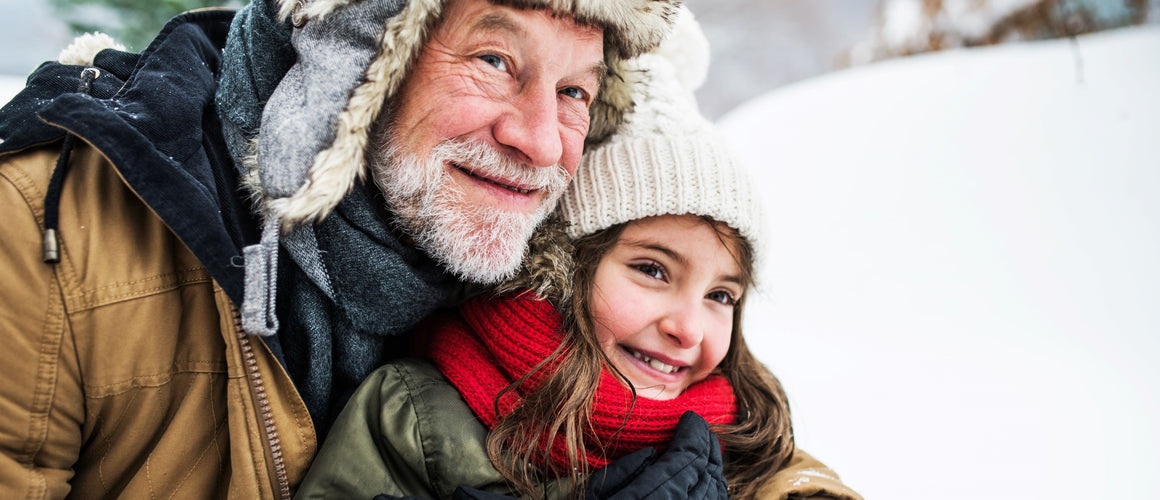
left=0, top=0, right=678, bottom=497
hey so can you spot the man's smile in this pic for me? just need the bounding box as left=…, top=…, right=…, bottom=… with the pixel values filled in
left=449, top=161, right=536, bottom=194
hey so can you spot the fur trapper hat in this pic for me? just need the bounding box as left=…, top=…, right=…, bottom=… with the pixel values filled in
left=251, top=0, right=682, bottom=231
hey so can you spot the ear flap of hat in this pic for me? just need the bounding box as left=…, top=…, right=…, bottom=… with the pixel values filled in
left=255, top=0, right=440, bottom=230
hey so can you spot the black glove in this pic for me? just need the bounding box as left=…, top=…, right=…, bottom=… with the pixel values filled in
left=372, top=487, right=514, bottom=500
left=450, top=487, right=518, bottom=500
left=586, top=411, right=729, bottom=500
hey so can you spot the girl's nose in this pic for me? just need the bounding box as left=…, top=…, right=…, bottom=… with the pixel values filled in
left=659, top=304, right=704, bottom=348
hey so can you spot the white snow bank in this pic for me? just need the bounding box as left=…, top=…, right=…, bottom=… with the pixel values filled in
left=720, top=25, right=1159, bottom=500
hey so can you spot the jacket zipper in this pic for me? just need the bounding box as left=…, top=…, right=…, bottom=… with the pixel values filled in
left=232, top=308, right=292, bottom=500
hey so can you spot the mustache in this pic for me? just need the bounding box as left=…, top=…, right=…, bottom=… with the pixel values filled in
left=432, top=138, right=570, bottom=194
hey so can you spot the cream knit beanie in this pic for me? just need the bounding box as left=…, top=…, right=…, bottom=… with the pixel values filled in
left=558, top=7, right=764, bottom=261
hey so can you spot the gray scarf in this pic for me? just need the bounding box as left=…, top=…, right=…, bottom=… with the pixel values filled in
left=277, top=182, right=457, bottom=436
left=216, top=0, right=457, bottom=437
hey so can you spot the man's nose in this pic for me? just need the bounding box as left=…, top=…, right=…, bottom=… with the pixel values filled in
left=493, top=84, right=564, bottom=168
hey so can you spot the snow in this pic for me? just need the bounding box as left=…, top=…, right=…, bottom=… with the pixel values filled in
left=719, top=25, right=1160, bottom=500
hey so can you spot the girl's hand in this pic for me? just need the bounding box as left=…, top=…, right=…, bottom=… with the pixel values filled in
left=586, top=411, right=729, bottom=499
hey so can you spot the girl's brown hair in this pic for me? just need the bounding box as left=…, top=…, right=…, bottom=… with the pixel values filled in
left=486, top=216, right=794, bottom=499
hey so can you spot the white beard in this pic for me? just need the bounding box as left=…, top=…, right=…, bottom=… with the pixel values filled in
left=372, top=136, right=569, bottom=285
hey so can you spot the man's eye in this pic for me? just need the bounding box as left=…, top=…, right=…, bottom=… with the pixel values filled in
left=632, top=263, right=665, bottom=280
left=559, top=86, right=588, bottom=101
left=479, top=54, right=507, bottom=71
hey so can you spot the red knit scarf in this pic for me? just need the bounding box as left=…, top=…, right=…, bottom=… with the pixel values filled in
left=428, top=292, right=736, bottom=474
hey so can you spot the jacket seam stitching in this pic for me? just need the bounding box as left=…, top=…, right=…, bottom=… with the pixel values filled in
left=0, top=164, right=84, bottom=300
left=7, top=142, right=85, bottom=295
left=397, top=363, right=444, bottom=497
left=83, top=364, right=230, bottom=398
left=20, top=271, right=67, bottom=499
left=94, top=381, right=142, bottom=491
left=163, top=372, right=229, bottom=496
left=66, top=271, right=212, bottom=311
left=5, top=159, right=69, bottom=498
left=73, top=266, right=208, bottom=294
left=0, top=165, right=46, bottom=223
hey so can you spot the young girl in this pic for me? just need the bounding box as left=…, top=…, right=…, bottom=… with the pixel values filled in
left=296, top=8, right=861, bottom=500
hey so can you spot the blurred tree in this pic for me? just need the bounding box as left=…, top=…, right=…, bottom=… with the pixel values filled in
left=50, top=0, right=241, bottom=51
left=845, top=0, right=1155, bottom=64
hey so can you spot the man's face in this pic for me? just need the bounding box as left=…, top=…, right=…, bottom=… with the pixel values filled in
left=373, top=0, right=605, bottom=284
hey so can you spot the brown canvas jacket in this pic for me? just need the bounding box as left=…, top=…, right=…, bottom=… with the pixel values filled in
left=0, top=141, right=317, bottom=498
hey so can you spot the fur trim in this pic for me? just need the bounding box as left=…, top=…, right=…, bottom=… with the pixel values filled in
left=277, top=0, right=362, bottom=22
left=586, top=52, right=640, bottom=145
left=489, top=0, right=680, bottom=58
left=277, top=0, right=442, bottom=229
left=57, top=33, right=125, bottom=66
left=238, top=137, right=266, bottom=210
left=278, top=0, right=680, bottom=58
left=493, top=213, right=574, bottom=307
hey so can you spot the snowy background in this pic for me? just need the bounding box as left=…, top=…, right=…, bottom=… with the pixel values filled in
left=726, top=25, right=1160, bottom=499
left=2, top=1, right=1159, bottom=499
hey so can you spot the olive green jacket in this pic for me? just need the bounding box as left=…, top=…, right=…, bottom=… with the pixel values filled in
left=296, top=359, right=863, bottom=500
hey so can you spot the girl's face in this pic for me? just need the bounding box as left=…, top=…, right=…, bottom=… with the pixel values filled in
left=589, top=214, right=744, bottom=400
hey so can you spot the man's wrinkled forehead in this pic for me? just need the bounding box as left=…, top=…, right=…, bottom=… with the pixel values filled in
left=450, top=1, right=607, bottom=79
left=476, top=0, right=602, bottom=29
left=464, top=2, right=605, bottom=41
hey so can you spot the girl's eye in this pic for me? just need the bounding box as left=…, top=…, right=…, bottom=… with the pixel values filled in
left=706, top=290, right=736, bottom=306
left=631, top=263, right=665, bottom=281
left=479, top=54, right=507, bottom=71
